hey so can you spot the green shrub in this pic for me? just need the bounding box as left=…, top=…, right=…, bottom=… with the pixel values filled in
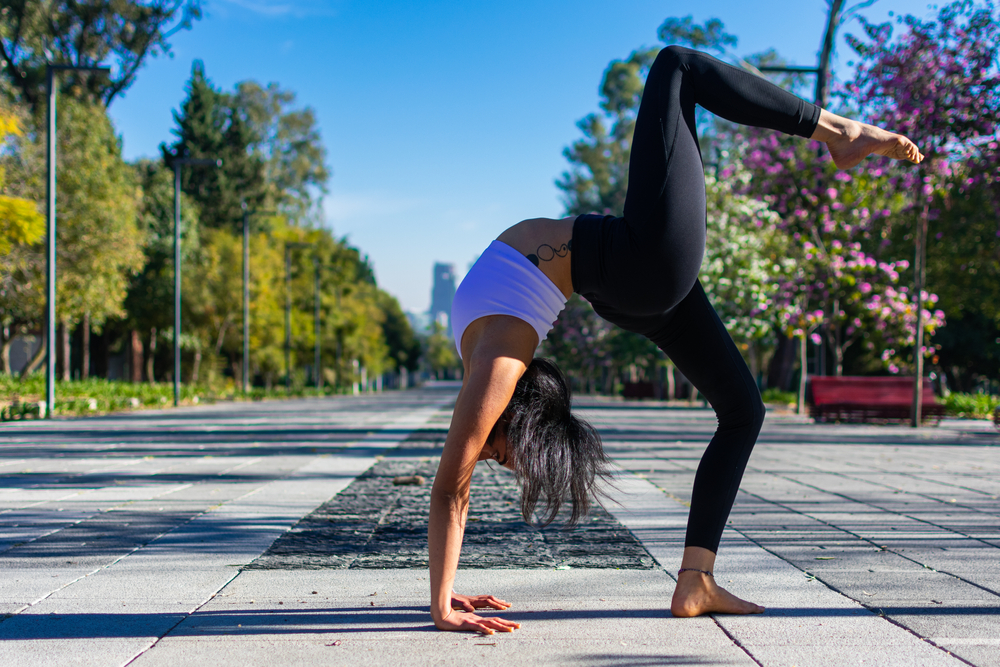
left=0, top=374, right=357, bottom=420
left=761, top=388, right=797, bottom=406
left=942, top=392, right=1000, bottom=420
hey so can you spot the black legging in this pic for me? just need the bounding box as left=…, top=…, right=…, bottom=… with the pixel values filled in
left=571, top=46, right=820, bottom=552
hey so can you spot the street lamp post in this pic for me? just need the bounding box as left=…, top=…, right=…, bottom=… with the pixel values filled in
left=172, top=157, right=221, bottom=407
left=240, top=207, right=277, bottom=395
left=284, top=242, right=313, bottom=393
left=313, top=257, right=321, bottom=392
left=44, top=64, right=110, bottom=419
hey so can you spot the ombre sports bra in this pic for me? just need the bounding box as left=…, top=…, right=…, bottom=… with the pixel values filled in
left=451, top=240, right=568, bottom=359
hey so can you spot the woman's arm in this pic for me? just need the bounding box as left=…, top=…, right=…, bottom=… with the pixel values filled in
left=428, top=316, right=536, bottom=633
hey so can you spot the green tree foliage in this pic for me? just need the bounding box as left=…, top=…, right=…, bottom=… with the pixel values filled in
left=124, top=159, right=200, bottom=339
left=0, top=0, right=202, bottom=111
left=379, top=291, right=421, bottom=373
left=52, top=98, right=144, bottom=329
left=0, top=111, right=42, bottom=253
left=2, top=97, right=143, bottom=329
left=163, top=61, right=265, bottom=231
left=233, top=81, right=330, bottom=222
left=0, top=105, right=44, bottom=373
left=658, top=15, right=738, bottom=53
left=423, top=321, right=459, bottom=378
left=163, top=62, right=328, bottom=231
left=0, top=97, right=143, bottom=376
left=556, top=47, right=656, bottom=216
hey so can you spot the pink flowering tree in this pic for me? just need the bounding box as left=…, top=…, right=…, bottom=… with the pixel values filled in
left=731, top=120, right=941, bottom=376
left=843, top=0, right=1000, bottom=387
left=771, top=239, right=945, bottom=375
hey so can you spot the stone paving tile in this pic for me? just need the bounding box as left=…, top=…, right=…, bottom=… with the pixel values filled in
left=249, top=437, right=656, bottom=571
left=131, top=569, right=753, bottom=667
left=1, top=390, right=996, bottom=666
left=577, top=398, right=1000, bottom=666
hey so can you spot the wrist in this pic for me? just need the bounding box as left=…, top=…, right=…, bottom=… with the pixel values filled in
left=431, top=605, right=453, bottom=623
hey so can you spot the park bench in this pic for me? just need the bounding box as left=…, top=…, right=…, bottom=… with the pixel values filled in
left=809, top=376, right=946, bottom=424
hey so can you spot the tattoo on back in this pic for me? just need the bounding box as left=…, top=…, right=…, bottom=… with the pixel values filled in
left=527, top=239, right=571, bottom=267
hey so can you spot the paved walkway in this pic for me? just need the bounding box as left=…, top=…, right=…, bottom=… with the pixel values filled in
left=0, top=384, right=997, bottom=666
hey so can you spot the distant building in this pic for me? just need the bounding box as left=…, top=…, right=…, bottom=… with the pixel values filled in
left=429, top=262, right=457, bottom=336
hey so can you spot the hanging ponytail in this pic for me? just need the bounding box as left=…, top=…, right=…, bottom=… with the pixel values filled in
left=502, top=358, right=612, bottom=526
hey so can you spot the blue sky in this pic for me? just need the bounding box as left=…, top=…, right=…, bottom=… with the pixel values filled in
left=109, top=0, right=937, bottom=314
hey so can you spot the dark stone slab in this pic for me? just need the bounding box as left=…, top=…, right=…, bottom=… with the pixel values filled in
left=247, top=434, right=655, bottom=570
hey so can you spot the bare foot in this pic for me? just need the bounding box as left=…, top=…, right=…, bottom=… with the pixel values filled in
left=812, top=110, right=924, bottom=170
left=670, top=571, right=765, bottom=617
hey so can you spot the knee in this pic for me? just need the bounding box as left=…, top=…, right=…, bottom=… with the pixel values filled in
left=659, top=44, right=698, bottom=65
left=717, top=386, right=766, bottom=434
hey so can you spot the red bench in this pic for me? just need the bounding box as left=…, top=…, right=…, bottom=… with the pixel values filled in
left=809, top=376, right=946, bottom=424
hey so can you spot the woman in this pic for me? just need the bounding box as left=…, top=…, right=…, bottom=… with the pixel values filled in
left=429, top=45, right=923, bottom=635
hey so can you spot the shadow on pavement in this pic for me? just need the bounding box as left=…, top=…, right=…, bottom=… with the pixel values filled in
left=3, top=604, right=995, bottom=641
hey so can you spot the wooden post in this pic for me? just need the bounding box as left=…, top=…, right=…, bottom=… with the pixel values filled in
left=911, top=202, right=929, bottom=427
left=798, top=333, right=808, bottom=416
left=81, top=312, right=90, bottom=380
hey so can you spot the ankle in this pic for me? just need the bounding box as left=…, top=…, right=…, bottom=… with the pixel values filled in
left=811, top=109, right=856, bottom=143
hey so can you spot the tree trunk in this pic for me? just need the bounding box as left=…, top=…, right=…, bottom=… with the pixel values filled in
left=146, top=327, right=157, bottom=383
left=833, top=298, right=843, bottom=377
left=81, top=313, right=90, bottom=380
left=798, top=334, right=808, bottom=415
left=59, top=321, right=70, bottom=381
left=1, top=327, right=11, bottom=375
left=191, top=347, right=202, bottom=384
left=767, top=332, right=797, bottom=390
left=815, top=0, right=846, bottom=107
left=21, top=335, right=45, bottom=378
left=130, top=330, right=144, bottom=383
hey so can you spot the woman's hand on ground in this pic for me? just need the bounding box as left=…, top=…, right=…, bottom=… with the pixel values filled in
left=434, top=608, right=521, bottom=635
left=450, top=592, right=512, bottom=612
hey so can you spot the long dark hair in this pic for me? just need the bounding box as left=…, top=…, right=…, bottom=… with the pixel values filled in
left=501, top=357, right=611, bottom=527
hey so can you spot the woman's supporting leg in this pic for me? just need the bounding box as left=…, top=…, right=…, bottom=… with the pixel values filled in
left=627, top=281, right=766, bottom=616
left=642, top=281, right=765, bottom=553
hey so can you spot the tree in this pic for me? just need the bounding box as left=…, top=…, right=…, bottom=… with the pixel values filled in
left=844, top=0, right=1000, bottom=388
left=379, top=291, right=420, bottom=373
left=0, top=0, right=202, bottom=111
left=700, top=166, right=792, bottom=377
left=1, top=97, right=143, bottom=377
left=232, top=81, right=329, bottom=222
left=0, top=110, right=42, bottom=253
left=423, top=321, right=459, bottom=379
left=124, top=159, right=200, bottom=380
left=163, top=63, right=329, bottom=232
left=0, top=102, right=44, bottom=374
left=163, top=61, right=266, bottom=232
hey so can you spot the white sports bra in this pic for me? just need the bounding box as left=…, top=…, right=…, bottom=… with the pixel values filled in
left=451, top=240, right=568, bottom=359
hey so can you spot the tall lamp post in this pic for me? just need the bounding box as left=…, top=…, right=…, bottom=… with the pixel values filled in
left=284, top=242, right=314, bottom=393
left=44, top=64, right=110, bottom=419
left=172, top=157, right=222, bottom=407
left=313, top=257, right=322, bottom=393
left=240, top=206, right=278, bottom=395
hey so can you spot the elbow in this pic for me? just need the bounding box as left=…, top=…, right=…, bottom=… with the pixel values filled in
left=431, top=486, right=469, bottom=512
